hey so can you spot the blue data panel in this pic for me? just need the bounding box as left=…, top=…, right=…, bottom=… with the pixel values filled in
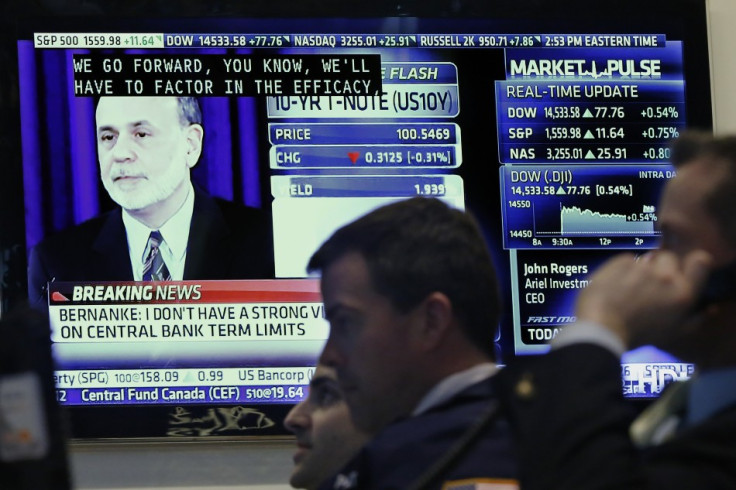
left=269, top=123, right=459, bottom=145
left=496, top=80, right=685, bottom=164
left=270, top=145, right=458, bottom=169
left=497, top=122, right=686, bottom=146
left=500, top=165, right=673, bottom=249
left=496, top=43, right=686, bottom=165
left=266, top=62, right=460, bottom=118
left=268, top=122, right=462, bottom=170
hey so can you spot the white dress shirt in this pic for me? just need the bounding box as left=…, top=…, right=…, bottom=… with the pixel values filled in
left=122, top=182, right=195, bottom=281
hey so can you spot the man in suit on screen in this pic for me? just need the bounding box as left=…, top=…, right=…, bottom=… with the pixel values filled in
left=496, top=131, right=736, bottom=489
left=28, top=96, right=273, bottom=308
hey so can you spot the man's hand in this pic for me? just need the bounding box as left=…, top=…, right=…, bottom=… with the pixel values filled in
left=575, top=250, right=712, bottom=349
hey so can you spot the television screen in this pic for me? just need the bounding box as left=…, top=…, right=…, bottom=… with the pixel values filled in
left=4, top=0, right=711, bottom=439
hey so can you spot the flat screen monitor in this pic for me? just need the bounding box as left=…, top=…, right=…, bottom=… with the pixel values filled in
left=2, top=0, right=712, bottom=439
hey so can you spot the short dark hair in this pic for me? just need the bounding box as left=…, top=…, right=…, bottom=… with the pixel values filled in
left=671, top=131, right=736, bottom=247
left=308, top=197, right=500, bottom=358
left=176, top=97, right=202, bottom=126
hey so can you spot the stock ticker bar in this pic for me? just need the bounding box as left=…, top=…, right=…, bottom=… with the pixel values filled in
left=34, top=33, right=667, bottom=49
left=54, top=364, right=694, bottom=403
left=55, top=369, right=312, bottom=405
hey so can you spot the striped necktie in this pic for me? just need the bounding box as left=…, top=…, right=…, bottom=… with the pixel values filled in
left=142, top=231, right=171, bottom=281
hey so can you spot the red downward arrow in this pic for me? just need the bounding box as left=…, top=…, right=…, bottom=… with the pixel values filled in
left=348, top=152, right=360, bottom=164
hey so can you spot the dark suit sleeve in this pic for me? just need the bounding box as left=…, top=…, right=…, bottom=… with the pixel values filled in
left=26, top=209, right=132, bottom=311
left=494, top=344, right=644, bottom=490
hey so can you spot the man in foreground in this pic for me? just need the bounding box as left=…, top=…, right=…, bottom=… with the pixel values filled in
left=497, top=132, right=736, bottom=488
left=28, top=96, right=273, bottom=308
left=285, top=364, right=372, bottom=490
left=308, top=197, right=518, bottom=489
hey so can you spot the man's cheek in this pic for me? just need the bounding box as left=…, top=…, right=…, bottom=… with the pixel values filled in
left=98, top=158, right=111, bottom=175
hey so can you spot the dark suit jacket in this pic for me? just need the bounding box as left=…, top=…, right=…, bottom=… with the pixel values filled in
left=495, top=344, right=736, bottom=489
left=319, top=378, right=518, bottom=490
left=28, top=187, right=274, bottom=308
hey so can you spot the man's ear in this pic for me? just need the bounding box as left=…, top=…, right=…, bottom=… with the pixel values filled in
left=184, top=124, right=204, bottom=168
left=415, top=292, right=453, bottom=350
